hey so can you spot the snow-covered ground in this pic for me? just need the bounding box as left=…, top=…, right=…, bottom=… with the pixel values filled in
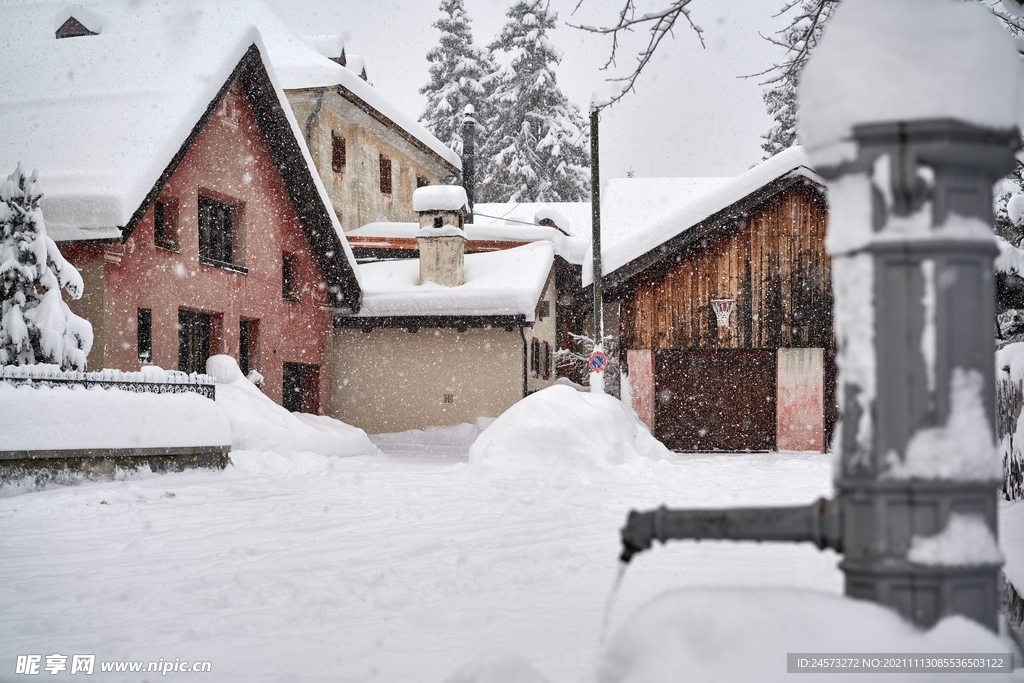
left=0, top=424, right=844, bottom=682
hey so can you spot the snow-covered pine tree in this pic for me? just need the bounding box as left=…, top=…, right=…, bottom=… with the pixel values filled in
left=0, top=165, right=92, bottom=370
left=760, top=0, right=836, bottom=158
left=419, top=0, right=496, bottom=162
left=477, top=0, right=590, bottom=203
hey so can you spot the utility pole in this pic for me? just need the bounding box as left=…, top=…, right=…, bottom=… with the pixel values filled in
left=590, top=100, right=604, bottom=394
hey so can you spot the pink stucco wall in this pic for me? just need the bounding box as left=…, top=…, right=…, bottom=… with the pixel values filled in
left=63, top=82, right=333, bottom=411
left=628, top=348, right=655, bottom=430
left=776, top=347, right=824, bottom=452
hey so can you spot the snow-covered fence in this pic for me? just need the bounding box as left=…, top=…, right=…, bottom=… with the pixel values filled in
left=997, top=345, right=1024, bottom=500
left=0, top=364, right=216, bottom=400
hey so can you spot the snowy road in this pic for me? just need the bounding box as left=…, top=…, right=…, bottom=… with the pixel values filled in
left=0, top=429, right=842, bottom=682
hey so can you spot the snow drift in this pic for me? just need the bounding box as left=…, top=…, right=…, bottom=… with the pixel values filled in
left=0, top=381, right=230, bottom=452
left=467, top=385, right=670, bottom=474
left=207, top=355, right=377, bottom=457
left=599, top=588, right=1016, bottom=683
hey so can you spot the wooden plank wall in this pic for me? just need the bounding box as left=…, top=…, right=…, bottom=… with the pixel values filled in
left=621, top=185, right=831, bottom=352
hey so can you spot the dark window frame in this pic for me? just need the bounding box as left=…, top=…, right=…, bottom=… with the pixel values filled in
left=332, top=132, right=346, bottom=174
left=154, top=196, right=179, bottom=251
left=137, top=309, right=152, bottom=363
left=282, top=252, right=301, bottom=302
left=198, top=193, right=246, bottom=273
left=379, top=154, right=392, bottom=195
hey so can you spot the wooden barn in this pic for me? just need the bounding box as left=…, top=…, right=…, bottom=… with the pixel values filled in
left=591, top=147, right=836, bottom=452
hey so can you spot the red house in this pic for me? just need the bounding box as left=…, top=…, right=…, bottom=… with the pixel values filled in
left=0, top=17, right=362, bottom=412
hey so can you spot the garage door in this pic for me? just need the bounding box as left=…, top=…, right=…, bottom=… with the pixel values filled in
left=654, top=349, right=777, bottom=452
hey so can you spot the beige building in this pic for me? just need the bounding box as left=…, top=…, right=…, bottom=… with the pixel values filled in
left=286, top=84, right=459, bottom=233
left=331, top=191, right=559, bottom=433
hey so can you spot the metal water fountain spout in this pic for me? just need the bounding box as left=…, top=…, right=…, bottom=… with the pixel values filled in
left=619, top=499, right=842, bottom=563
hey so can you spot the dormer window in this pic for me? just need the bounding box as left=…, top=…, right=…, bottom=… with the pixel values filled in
left=56, top=16, right=97, bottom=39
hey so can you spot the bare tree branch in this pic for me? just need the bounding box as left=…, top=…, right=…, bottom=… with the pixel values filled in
left=568, top=0, right=703, bottom=109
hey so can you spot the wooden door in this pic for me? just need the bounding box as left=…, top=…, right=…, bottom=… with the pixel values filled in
left=178, top=309, right=211, bottom=375
left=655, top=349, right=777, bottom=452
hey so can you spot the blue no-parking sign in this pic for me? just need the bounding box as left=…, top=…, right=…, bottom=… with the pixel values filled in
left=588, top=350, right=607, bottom=373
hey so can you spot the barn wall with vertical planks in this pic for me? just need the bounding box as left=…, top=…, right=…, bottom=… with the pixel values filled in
left=620, top=184, right=831, bottom=354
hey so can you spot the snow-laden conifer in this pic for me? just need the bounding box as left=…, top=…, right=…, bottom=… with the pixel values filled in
left=477, top=0, right=590, bottom=203
left=0, top=165, right=92, bottom=370
left=760, top=0, right=835, bottom=159
left=419, top=0, right=496, bottom=160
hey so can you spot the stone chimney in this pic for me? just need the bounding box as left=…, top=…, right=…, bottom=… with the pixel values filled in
left=413, top=185, right=469, bottom=287
left=461, top=105, right=476, bottom=224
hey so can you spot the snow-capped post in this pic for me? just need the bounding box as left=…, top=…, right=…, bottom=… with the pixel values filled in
left=798, top=0, right=1019, bottom=631
left=590, top=95, right=604, bottom=394
left=461, top=104, right=475, bottom=224
left=617, top=0, right=1019, bottom=632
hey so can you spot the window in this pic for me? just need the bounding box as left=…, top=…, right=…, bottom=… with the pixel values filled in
left=443, top=393, right=454, bottom=404
left=416, top=175, right=430, bottom=189
left=282, top=252, right=300, bottom=301
left=55, top=16, right=97, bottom=39
left=198, top=195, right=234, bottom=265
left=239, top=319, right=259, bottom=377
left=283, top=362, right=320, bottom=413
left=379, top=154, right=392, bottom=194
left=154, top=196, right=179, bottom=250
left=537, top=300, right=550, bottom=321
left=178, top=309, right=212, bottom=375
left=530, top=338, right=552, bottom=380
left=137, top=309, right=152, bottom=363
left=332, top=132, right=346, bottom=174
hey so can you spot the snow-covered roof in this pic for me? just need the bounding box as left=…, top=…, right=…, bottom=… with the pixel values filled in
left=0, top=1, right=457, bottom=243
left=584, top=146, right=822, bottom=286
left=600, top=176, right=730, bottom=250
left=473, top=202, right=590, bottom=263
left=413, top=186, right=468, bottom=213
left=349, top=221, right=583, bottom=263
left=352, top=242, right=554, bottom=320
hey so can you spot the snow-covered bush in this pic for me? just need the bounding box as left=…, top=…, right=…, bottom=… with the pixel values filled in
left=0, top=165, right=92, bottom=370
left=997, top=343, right=1024, bottom=500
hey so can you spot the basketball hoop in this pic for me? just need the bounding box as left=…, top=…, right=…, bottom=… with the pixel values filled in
left=710, top=298, right=735, bottom=328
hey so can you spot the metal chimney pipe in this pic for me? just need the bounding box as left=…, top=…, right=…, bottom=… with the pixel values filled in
left=461, top=105, right=476, bottom=224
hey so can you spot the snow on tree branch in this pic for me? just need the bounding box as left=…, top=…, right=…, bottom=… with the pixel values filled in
left=0, top=164, right=92, bottom=370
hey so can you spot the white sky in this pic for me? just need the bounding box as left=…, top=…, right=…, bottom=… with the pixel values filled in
left=268, top=0, right=791, bottom=181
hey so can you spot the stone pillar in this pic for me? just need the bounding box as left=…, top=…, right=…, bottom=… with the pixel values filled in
left=417, top=232, right=466, bottom=287
left=797, top=0, right=1023, bottom=631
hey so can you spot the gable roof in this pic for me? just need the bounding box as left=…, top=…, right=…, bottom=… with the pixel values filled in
left=0, top=3, right=362, bottom=310
left=583, top=146, right=824, bottom=288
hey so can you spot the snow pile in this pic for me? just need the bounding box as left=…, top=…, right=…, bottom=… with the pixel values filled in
left=907, top=514, right=1003, bottom=566
left=443, top=652, right=550, bottom=683
left=207, top=355, right=376, bottom=458
left=413, top=185, right=469, bottom=212
left=533, top=207, right=570, bottom=234
left=885, top=369, right=1001, bottom=481
left=467, top=385, right=670, bottom=475
left=599, top=588, right=1016, bottom=683
left=799, top=0, right=1020, bottom=166
left=1002, top=500, right=1024, bottom=596
left=0, top=383, right=230, bottom=452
